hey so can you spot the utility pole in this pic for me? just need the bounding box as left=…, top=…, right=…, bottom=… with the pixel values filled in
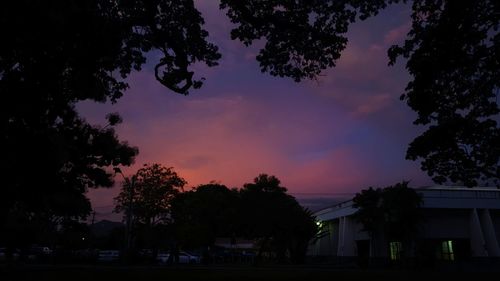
left=89, top=210, right=96, bottom=249
left=114, top=168, right=135, bottom=254
left=125, top=176, right=135, bottom=252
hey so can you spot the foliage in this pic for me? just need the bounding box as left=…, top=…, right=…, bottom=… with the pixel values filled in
left=352, top=187, right=384, bottom=235
left=221, top=0, right=500, bottom=187
left=220, top=0, right=394, bottom=82
left=380, top=182, right=423, bottom=240
left=239, top=174, right=317, bottom=263
left=114, top=163, right=186, bottom=226
left=171, top=183, right=240, bottom=249
left=0, top=0, right=220, bottom=238
left=1, top=111, right=138, bottom=227
left=170, top=174, right=317, bottom=264
left=353, top=181, right=422, bottom=241
left=388, top=1, right=500, bottom=187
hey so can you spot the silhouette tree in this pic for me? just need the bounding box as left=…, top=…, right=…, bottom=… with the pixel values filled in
left=388, top=1, right=500, bottom=187
left=352, top=187, right=384, bottom=240
left=240, top=174, right=317, bottom=264
left=114, top=164, right=185, bottom=252
left=170, top=183, right=240, bottom=249
left=170, top=175, right=316, bottom=264
left=0, top=0, right=219, bottom=240
left=381, top=182, right=423, bottom=242
left=0, top=114, right=137, bottom=247
left=221, top=0, right=500, bottom=187
left=115, top=164, right=186, bottom=227
left=353, top=182, right=422, bottom=257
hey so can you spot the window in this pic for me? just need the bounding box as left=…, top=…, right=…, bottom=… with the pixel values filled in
left=437, top=240, right=455, bottom=261
left=389, top=241, right=402, bottom=261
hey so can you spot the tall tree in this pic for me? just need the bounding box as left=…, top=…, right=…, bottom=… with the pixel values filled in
left=380, top=182, right=423, bottom=241
left=0, top=0, right=219, bottom=240
left=240, top=174, right=317, bottom=264
left=388, top=1, right=500, bottom=187
left=171, top=183, right=240, bottom=249
left=171, top=175, right=317, bottom=263
left=221, top=0, right=500, bottom=187
left=0, top=113, right=137, bottom=247
left=353, top=182, right=422, bottom=256
left=352, top=187, right=384, bottom=239
left=115, top=163, right=186, bottom=227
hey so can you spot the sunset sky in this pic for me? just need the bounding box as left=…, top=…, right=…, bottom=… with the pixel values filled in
left=78, top=1, right=433, bottom=219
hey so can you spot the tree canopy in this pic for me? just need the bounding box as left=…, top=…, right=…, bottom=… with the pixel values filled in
left=353, top=181, right=422, bottom=242
left=170, top=175, right=317, bottom=264
left=171, top=183, right=240, bottom=249
left=115, top=163, right=186, bottom=226
left=389, top=1, right=500, bottom=187
left=240, top=174, right=317, bottom=263
left=0, top=0, right=220, bottom=235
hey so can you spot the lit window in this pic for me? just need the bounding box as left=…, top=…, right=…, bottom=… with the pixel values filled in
left=439, top=240, right=455, bottom=261
left=389, top=241, right=402, bottom=260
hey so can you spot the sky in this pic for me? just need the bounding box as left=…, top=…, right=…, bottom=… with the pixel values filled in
left=78, top=1, right=434, bottom=219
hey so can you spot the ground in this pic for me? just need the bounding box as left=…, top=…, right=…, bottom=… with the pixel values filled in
left=1, top=264, right=499, bottom=281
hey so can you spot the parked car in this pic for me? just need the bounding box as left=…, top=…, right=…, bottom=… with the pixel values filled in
left=31, top=246, right=52, bottom=256
left=97, top=250, right=120, bottom=262
left=139, top=249, right=153, bottom=256
left=0, top=248, right=6, bottom=261
left=156, top=251, right=170, bottom=264
left=0, top=248, right=18, bottom=262
left=156, top=251, right=200, bottom=264
left=27, top=246, right=53, bottom=261
left=72, top=248, right=98, bottom=262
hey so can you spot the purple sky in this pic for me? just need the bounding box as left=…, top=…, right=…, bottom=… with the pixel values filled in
left=78, top=1, right=433, bottom=218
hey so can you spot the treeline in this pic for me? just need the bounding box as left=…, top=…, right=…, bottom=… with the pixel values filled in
left=114, top=164, right=317, bottom=264
left=0, top=164, right=318, bottom=264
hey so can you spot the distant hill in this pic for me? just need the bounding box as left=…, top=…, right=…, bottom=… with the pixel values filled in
left=90, top=220, right=124, bottom=237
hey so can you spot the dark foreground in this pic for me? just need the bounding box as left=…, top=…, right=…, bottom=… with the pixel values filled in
left=2, top=264, right=499, bottom=281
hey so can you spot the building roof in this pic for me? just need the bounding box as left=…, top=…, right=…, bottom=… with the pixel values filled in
left=417, top=185, right=499, bottom=191
left=314, top=186, right=500, bottom=221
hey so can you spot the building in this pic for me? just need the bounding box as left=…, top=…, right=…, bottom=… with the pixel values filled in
left=309, top=186, right=500, bottom=264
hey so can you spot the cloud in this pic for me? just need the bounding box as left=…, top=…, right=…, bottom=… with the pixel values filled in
left=285, top=145, right=376, bottom=193
left=177, top=155, right=212, bottom=169
left=114, top=92, right=348, bottom=187
left=82, top=2, right=432, bottom=213
left=353, top=93, right=392, bottom=116
left=384, top=21, right=411, bottom=45
left=304, top=43, right=404, bottom=120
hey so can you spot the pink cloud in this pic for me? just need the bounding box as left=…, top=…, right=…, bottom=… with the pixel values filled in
left=111, top=92, right=349, bottom=187
left=384, top=21, right=411, bottom=45
left=304, top=43, right=401, bottom=118
left=285, top=146, right=377, bottom=194
left=302, top=19, right=412, bottom=121
left=352, top=93, right=392, bottom=116
left=83, top=3, right=432, bottom=214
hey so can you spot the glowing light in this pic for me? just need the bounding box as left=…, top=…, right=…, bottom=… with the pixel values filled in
left=316, top=220, right=323, bottom=228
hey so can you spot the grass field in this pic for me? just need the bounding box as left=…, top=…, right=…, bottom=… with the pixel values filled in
left=2, top=264, right=499, bottom=281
